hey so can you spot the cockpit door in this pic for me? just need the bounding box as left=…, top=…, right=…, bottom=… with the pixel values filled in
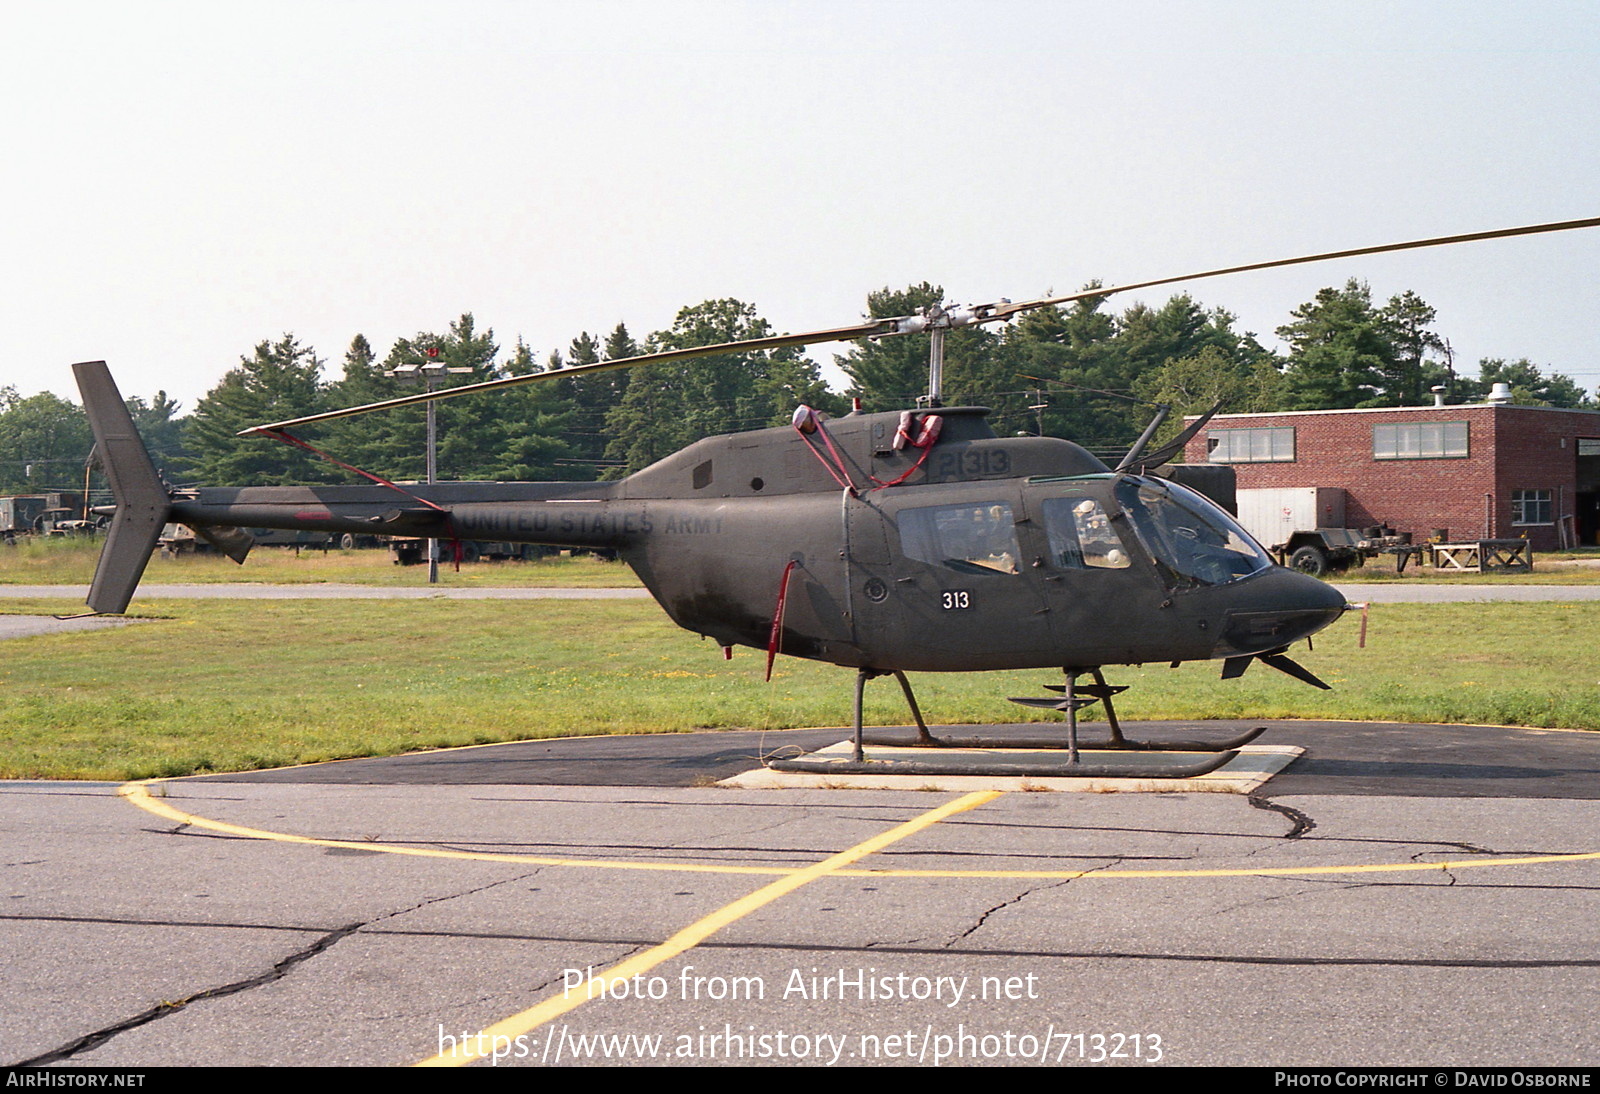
left=1022, top=480, right=1177, bottom=666
left=868, top=487, right=1055, bottom=671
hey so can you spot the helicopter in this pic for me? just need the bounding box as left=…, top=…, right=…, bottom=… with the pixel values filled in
left=73, top=216, right=1600, bottom=777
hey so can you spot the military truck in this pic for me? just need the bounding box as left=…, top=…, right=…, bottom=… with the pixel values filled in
left=1, top=492, right=91, bottom=540
left=383, top=535, right=551, bottom=565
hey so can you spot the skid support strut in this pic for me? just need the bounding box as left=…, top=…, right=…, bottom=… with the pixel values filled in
left=769, top=665, right=1239, bottom=778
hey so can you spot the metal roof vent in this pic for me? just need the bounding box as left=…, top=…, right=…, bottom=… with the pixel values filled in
left=1488, top=382, right=1513, bottom=405
left=1431, top=385, right=1447, bottom=407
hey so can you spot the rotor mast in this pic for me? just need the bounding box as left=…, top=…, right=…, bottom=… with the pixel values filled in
left=871, top=300, right=995, bottom=408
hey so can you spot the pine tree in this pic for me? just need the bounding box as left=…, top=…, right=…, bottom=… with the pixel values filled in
left=603, top=300, right=838, bottom=475
left=1277, top=280, right=1394, bottom=409
left=998, top=289, right=1133, bottom=450
left=487, top=339, right=572, bottom=480
left=1378, top=291, right=1449, bottom=406
left=125, top=391, right=188, bottom=482
left=184, top=335, right=332, bottom=485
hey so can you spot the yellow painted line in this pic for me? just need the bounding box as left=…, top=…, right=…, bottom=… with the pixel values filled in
left=119, top=781, right=1600, bottom=882
left=118, top=781, right=787, bottom=876
left=415, top=789, right=1003, bottom=1067
left=829, top=851, right=1600, bottom=879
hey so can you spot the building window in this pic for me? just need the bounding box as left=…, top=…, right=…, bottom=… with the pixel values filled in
left=1579, top=438, right=1600, bottom=457
left=1510, top=489, right=1552, bottom=526
left=1373, top=421, right=1468, bottom=459
left=1207, top=427, right=1294, bottom=463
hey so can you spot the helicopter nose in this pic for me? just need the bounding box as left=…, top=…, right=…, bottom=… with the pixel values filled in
left=1216, top=567, right=1349, bottom=658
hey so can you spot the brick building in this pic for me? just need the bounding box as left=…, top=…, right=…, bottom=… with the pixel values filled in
left=1182, top=402, right=1600, bottom=551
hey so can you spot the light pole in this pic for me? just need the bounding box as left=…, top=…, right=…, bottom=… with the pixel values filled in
left=386, top=350, right=472, bottom=583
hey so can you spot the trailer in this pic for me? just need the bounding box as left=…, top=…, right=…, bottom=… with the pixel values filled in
left=1235, top=487, right=1406, bottom=577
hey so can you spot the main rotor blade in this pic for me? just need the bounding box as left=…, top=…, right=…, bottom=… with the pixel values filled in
left=241, top=214, right=1599, bottom=435
left=240, top=320, right=893, bottom=435
left=985, top=215, right=1600, bottom=321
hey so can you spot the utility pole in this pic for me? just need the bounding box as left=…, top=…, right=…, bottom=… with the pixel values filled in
left=386, top=347, right=472, bottom=584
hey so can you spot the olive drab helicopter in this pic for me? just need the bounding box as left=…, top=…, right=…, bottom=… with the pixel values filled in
left=73, top=216, right=1600, bottom=778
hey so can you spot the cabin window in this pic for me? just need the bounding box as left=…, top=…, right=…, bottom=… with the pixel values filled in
left=1373, top=421, right=1468, bottom=459
left=897, top=502, right=1020, bottom=575
left=1207, top=427, right=1295, bottom=463
left=1041, top=496, right=1129, bottom=569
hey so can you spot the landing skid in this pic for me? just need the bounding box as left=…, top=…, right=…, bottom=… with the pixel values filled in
left=765, top=749, right=1238, bottom=779
left=764, top=667, right=1253, bottom=780
left=892, top=727, right=1267, bottom=753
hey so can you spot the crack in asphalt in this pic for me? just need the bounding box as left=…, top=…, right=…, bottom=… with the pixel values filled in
left=411, top=838, right=1193, bottom=865
left=945, top=860, right=1122, bottom=947
left=373, top=936, right=649, bottom=1025
left=944, top=881, right=1069, bottom=947
left=9, top=869, right=544, bottom=1066
left=0, top=912, right=332, bottom=932
left=250, top=928, right=1600, bottom=971
left=1248, top=794, right=1314, bottom=838
left=695, top=809, right=817, bottom=844
left=946, top=887, right=1038, bottom=947
left=374, top=872, right=542, bottom=925
left=11, top=920, right=363, bottom=1067
left=1416, top=841, right=1499, bottom=855
left=467, top=795, right=926, bottom=818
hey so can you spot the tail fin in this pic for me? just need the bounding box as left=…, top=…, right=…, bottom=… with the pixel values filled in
left=73, top=361, right=171, bottom=614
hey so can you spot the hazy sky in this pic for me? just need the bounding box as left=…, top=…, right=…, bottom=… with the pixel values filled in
left=6, top=1, right=1598, bottom=413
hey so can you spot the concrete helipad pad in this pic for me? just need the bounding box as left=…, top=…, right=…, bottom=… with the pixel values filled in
left=722, top=741, right=1302, bottom=792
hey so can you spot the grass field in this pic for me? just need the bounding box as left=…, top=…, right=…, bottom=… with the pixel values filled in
left=0, top=536, right=641, bottom=587
left=1333, top=550, right=1600, bottom=584
left=1, top=596, right=1596, bottom=780
left=5, top=535, right=1598, bottom=588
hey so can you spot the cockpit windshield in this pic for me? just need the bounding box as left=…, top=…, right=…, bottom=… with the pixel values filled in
left=1114, top=476, right=1272, bottom=588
